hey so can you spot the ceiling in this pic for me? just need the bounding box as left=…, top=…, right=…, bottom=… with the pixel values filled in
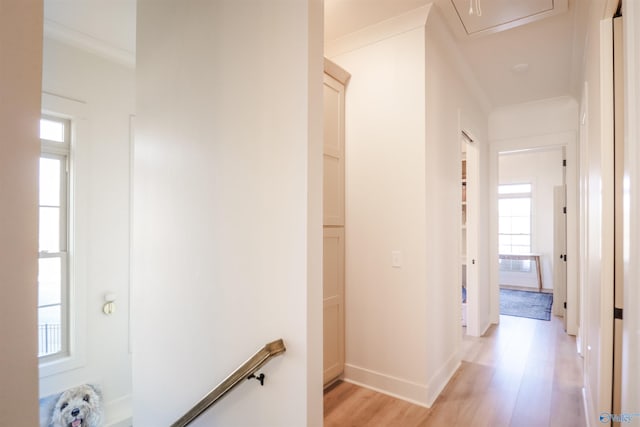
left=43, top=0, right=587, bottom=109
left=325, top=0, right=587, bottom=108
left=449, top=0, right=562, bottom=36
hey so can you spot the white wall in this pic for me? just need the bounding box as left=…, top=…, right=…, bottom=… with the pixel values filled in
left=498, top=148, right=564, bottom=291
left=39, top=38, right=135, bottom=425
left=333, top=19, right=430, bottom=406
left=328, top=5, right=489, bottom=407
left=133, top=1, right=323, bottom=426
left=490, top=97, right=579, bottom=141
left=0, top=1, right=42, bottom=424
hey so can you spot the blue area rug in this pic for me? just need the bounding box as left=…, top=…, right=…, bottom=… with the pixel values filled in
left=500, top=289, right=553, bottom=321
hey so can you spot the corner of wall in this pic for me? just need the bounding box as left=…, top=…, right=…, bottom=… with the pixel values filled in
left=425, top=353, right=461, bottom=407
left=424, top=6, right=492, bottom=115
left=104, top=395, right=132, bottom=427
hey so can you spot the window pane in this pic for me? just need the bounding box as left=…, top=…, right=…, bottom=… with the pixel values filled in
left=499, top=218, right=512, bottom=234
left=511, top=217, right=530, bottom=234
left=499, top=234, right=511, bottom=247
left=40, top=157, right=61, bottom=206
left=510, top=199, right=531, bottom=216
left=498, top=198, right=513, bottom=216
left=40, top=119, right=65, bottom=142
left=512, top=234, right=531, bottom=247
left=39, top=207, right=60, bottom=252
left=38, top=306, right=62, bottom=357
left=512, top=245, right=529, bottom=254
left=38, top=257, right=61, bottom=307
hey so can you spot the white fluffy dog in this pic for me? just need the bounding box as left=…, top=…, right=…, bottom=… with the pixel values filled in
left=50, top=384, right=103, bottom=427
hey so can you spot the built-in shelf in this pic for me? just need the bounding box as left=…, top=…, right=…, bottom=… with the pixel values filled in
left=461, top=154, right=467, bottom=326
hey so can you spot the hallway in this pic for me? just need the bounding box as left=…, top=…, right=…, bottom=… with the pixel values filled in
left=324, top=315, right=585, bottom=426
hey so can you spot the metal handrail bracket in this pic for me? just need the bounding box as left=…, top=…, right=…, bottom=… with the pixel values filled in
left=171, top=339, right=286, bottom=427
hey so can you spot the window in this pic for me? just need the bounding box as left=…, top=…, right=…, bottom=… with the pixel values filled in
left=38, top=116, right=70, bottom=359
left=498, top=183, right=532, bottom=272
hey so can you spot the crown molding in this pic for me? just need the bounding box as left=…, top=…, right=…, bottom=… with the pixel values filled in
left=324, top=58, right=351, bottom=85
left=325, top=4, right=432, bottom=58
left=44, top=19, right=135, bottom=68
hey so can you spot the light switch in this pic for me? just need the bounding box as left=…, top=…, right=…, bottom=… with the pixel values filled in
left=392, top=251, right=402, bottom=268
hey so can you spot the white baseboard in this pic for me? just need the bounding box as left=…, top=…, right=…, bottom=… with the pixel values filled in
left=105, top=394, right=132, bottom=427
left=582, top=387, right=592, bottom=427
left=344, top=353, right=461, bottom=409
left=425, top=353, right=461, bottom=407
left=343, top=364, right=431, bottom=407
left=107, top=418, right=132, bottom=427
left=480, top=320, right=492, bottom=337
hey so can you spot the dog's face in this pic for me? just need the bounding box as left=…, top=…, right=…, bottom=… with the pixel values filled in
left=51, top=385, right=102, bottom=427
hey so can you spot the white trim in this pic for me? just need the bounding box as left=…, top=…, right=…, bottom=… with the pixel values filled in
left=128, top=115, right=135, bottom=355
left=39, top=93, right=89, bottom=381
left=583, top=387, right=594, bottom=427
left=343, top=364, right=431, bottom=408
left=343, top=352, right=460, bottom=409
left=323, top=58, right=351, bottom=86
left=578, top=82, right=589, bottom=357
left=104, top=394, right=132, bottom=427
left=325, top=4, right=432, bottom=58
left=596, top=17, right=615, bottom=415
left=43, top=19, right=135, bottom=68
left=489, top=130, right=578, bottom=335
left=106, top=419, right=132, bottom=427
left=424, top=352, right=461, bottom=407
left=622, top=0, right=640, bottom=420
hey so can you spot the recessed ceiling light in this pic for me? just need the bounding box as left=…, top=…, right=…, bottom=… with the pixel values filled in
left=512, top=63, right=530, bottom=73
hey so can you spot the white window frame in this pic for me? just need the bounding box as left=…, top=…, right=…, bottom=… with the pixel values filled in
left=39, top=92, right=88, bottom=378
left=38, top=116, right=70, bottom=361
left=498, top=183, right=534, bottom=272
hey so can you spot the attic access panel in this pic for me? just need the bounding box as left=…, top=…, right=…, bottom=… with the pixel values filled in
left=451, top=0, right=566, bottom=36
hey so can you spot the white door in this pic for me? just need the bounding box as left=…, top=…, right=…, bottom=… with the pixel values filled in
left=323, top=228, right=345, bottom=384
left=553, top=185, right=567, bottom=329
left=322, top=65, right=348, bottom=385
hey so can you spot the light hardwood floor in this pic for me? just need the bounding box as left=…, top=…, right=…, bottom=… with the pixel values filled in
left=324, top=315, right=586, bottom=427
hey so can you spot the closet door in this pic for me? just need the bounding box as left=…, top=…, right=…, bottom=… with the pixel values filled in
left=323, top=227, right=344, bottom=384
left=323, top=60, right=349, bottom=386
left=323, top=73, right=345, bottom=226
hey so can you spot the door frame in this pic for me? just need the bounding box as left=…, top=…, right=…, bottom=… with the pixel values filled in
left=489, top=132, right=578, bottom=335
left=621, top=0, right=640, bottom=416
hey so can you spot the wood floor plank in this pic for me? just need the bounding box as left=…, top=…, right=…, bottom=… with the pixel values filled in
left=324, top=314, right=585, bottom=427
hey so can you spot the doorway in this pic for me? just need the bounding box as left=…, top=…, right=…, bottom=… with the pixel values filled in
left=461, top=133, right=479, bottom=335
left=489, top=130, right=578, bottom=333
left=497, top=148, right=565, bottom=322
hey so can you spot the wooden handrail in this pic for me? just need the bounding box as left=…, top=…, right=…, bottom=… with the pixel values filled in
left=171, top=339, right=286, bottom=427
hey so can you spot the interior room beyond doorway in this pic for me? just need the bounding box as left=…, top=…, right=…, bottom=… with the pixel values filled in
left=498, top=148, right=564, bottom=294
